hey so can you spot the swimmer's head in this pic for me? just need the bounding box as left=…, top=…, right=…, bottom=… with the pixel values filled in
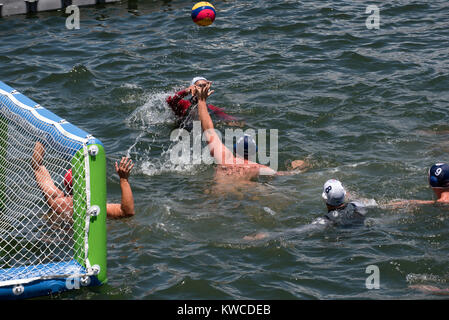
left=233, top=134, right=258, bottom=160
left=63, top=168, right=73, bottom=195
left=322, top=179, right=346, bottom=207
left=428, top=163, right=449, bottom=189
left=191, top=76, right=209, bottom=87
left=190, top=77, right=210, bottom=103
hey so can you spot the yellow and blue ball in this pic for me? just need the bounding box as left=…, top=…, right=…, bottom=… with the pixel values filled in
left=191, top=2, right=216, bottom=26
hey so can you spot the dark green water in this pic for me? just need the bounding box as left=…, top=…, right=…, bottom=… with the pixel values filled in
left=1, top=0, right=449, bottom=299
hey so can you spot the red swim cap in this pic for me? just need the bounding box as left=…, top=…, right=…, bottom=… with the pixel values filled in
left=64, top=168, right=72, bottom=193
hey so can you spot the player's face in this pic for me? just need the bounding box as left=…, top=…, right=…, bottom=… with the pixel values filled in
left=195, top=79, right=209, bottom=88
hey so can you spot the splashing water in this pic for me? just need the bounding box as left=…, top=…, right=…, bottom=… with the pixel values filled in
left=125, top=90, right=205, bottom=176
left=126, top=90, right=174, bottom=130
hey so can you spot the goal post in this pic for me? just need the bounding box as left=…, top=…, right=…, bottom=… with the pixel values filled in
left=71, top=144, right=108, bottom=285
left=0, top=80, right=107, bottom=299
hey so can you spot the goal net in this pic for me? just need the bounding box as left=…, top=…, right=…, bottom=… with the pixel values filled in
left=0, top=81, right=107, bottom=299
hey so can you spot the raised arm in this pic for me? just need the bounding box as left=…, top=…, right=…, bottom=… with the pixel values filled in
left=196, top=83, right=235, bottom=165
left=106, top=157, right=135, bottom=219
left=32, top=142, right=73, bottom=214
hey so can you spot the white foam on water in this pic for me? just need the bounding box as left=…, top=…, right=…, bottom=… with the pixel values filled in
left=406, top=273, right=446, bottom=284
left=118, top=83, right=144, bottom=104
left=325, top=161, right=370, bottom=174
left=122, top=83, right=141, bottom=89
left=263, top=207, right=277, bottom=216
left=139, top=155, right=202, bottom=177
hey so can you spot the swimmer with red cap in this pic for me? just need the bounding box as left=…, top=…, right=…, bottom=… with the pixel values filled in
left=166, top=76, right=243, bottom=130
left=32, top=142, right=135, bottom=219
left=388, top=163, right=449, bottom=207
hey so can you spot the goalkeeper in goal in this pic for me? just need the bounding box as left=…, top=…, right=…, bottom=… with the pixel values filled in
left=31, top=142, right=135, bottom=219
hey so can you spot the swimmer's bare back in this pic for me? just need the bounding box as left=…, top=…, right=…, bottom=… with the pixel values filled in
left=215, top=163, right=263, bottom=180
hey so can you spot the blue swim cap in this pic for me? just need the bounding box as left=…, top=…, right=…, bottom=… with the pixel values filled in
left=428, top=163, right=449, bottom=188
left=233, top=134, right=258, bottom=159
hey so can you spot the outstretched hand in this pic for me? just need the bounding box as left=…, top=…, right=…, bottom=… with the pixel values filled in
left=243, top=232, right=268, bottom=241
left=115, top=157, right=134, bottom=180
left=32, top=142, right=45, bottom=171
left=291, top=160, right=307, bottom=171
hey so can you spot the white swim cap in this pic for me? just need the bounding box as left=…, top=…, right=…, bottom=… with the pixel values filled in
left=322, top=179, right=346, bottom=206
left=191, top=77, right=208, bottom=86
